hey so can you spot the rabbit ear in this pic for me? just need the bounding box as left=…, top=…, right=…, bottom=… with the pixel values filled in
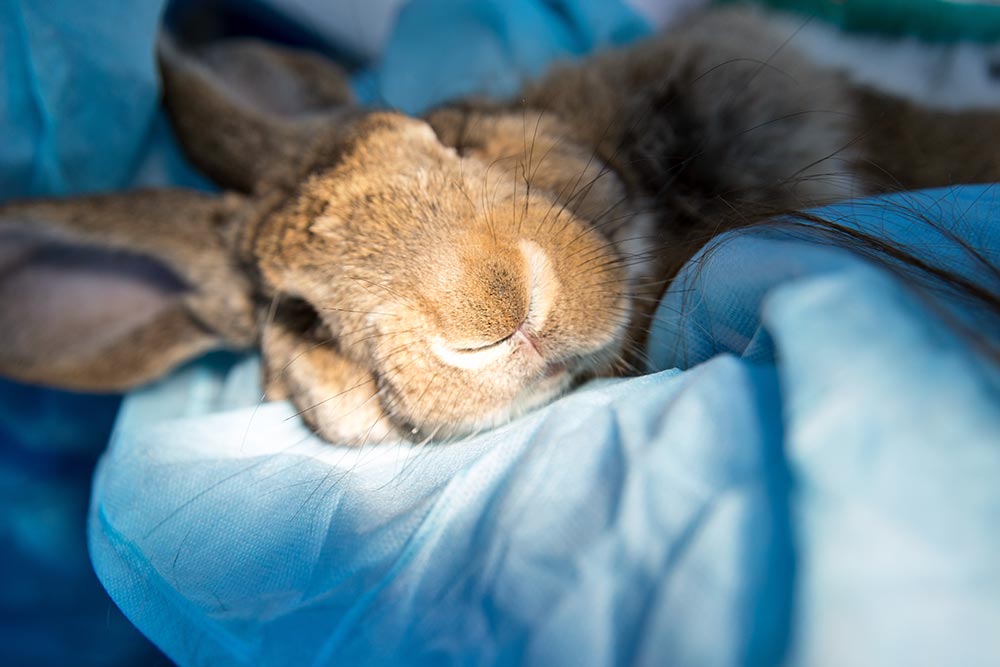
left=0, top=190, right=258, bottom=391
left=158, top=33, right=356, bottom=192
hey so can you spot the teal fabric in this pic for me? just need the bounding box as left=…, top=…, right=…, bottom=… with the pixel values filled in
left=2, top=0, right=165, bottom=195
left=727, top=0, right=1000, bottom=42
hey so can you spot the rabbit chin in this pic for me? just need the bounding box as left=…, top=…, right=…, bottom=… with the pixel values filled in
left=432, top=347, right=619, bottom=441
left=458, top=308, right=633, bottom=437
left=449, top=368, right=579, bottom=439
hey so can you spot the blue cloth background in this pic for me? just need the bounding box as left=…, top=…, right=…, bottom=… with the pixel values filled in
left=3, top=1, right=999, bottom=666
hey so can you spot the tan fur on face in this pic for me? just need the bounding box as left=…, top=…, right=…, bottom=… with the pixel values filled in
left=3, top=7, right=997, bottom=443
left=213, top=9, right=1000, bottom=441
left=251, top=112, right=629, bottom=439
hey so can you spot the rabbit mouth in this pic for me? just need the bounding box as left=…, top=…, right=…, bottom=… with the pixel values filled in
left=377, top=355, right=579, bottom=442
left=513, top=369, right=577, bottom=414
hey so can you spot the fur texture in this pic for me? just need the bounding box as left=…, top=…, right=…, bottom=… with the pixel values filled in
left=1, top=7, right=997, bottom=443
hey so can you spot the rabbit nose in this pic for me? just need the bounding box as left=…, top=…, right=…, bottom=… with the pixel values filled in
left=513, top=323, right=543, bottom=356
left=475, top=260, right=529, bottom=340
left=455, top=240, right=558, bottom=351
left=431, top=246, right=532, bottom=351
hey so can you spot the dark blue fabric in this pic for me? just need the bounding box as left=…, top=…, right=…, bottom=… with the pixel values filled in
left=1, top=0, right=199, bottom=664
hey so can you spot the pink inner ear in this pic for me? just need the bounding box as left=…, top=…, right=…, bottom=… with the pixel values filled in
left=0, top=236, right=188, bottom=362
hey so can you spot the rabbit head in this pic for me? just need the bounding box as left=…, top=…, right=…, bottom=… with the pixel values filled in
left=0, top=35, right=638, bottom=444
left=252, top=109, right=635, bottom=440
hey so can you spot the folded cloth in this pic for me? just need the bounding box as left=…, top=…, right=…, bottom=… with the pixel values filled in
left=4, top=0, right=999, bottom=665
left=89, top=185, right=1000, bottom=667
left=648, top=186, right=1000, bottom=665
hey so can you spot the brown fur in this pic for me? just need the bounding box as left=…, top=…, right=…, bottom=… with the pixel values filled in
left=854, top=88, right=1000, bottom=191
left=1, top=7, right=997, bottom=443
left=0, top=190, right=255, bottom=390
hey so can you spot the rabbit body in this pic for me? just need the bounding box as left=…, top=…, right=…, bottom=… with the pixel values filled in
left=2, top=7, right=997, bottom=444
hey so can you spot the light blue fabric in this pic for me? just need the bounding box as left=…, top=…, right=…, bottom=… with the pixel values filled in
left=648, top=187, right=1000, bottom=369
left=648, top=186, right=1000, bottom=665
left=88, top=185, right=1000, bottom=667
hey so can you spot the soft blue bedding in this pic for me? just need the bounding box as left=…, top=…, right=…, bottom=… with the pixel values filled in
left=87, top=186, right=1000, bottom=666
left=2, top=1, right=999, bottom=666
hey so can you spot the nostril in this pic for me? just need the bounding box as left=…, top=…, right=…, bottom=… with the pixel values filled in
left=514, top=323, right=542, bottom=356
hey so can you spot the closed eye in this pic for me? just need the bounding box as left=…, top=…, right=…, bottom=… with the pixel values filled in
left=431, top=327, right=520, bottom=370
left=453, top=330, right=516, bottom=353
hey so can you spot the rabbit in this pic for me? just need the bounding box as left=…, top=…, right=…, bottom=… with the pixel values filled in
left=2, top=7, right=998, bottom=445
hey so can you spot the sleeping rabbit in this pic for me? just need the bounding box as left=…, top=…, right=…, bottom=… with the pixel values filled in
left=1, top=7, right=997, bottom=444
